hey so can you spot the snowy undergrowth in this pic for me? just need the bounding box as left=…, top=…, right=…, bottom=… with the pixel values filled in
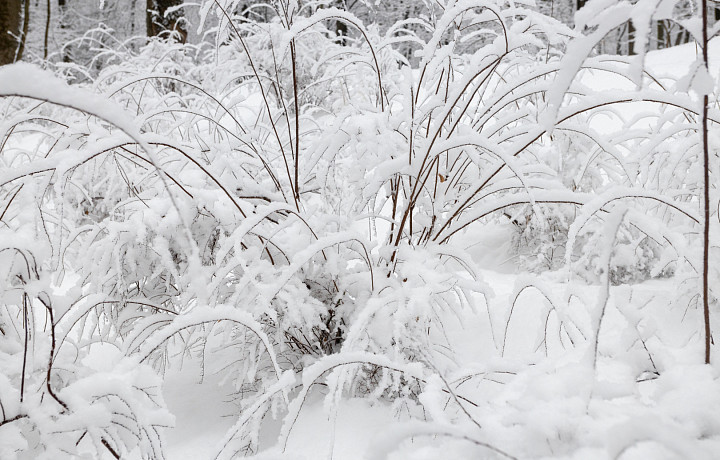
left=1, top=0, right=719, bottom=459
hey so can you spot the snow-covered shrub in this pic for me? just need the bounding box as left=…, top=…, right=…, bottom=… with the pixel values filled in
left=507, top=127, right=681, bottom=282
left=508, top=203, right=573, bottom=272
left=0, top=210, right=172, bottom=458
left=571, top=223, right=677, bottom=285
left=1, top=0, right=718, bottom=458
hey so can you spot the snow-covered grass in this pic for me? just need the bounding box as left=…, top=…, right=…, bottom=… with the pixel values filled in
left=1, top=0, right=719, bottom=459
left=159, top=270, right=715, bottom=459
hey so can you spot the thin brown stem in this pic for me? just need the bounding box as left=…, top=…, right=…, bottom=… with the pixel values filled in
left=37, top=296, right=69, bottom=411
left=291, top=39, right=300, bottom=202
left=20, top=293, right=29, bottom=403
left=212, top=0, right=298, bottom=209
left=43, top=0, right=51, bottom=60
left=702, top=0, right=712, bottom=364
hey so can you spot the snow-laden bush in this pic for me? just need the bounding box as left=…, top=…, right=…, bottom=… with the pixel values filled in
left=1, top=0, right=719, bottom=458
left=0, top=231, right=172, bottom=458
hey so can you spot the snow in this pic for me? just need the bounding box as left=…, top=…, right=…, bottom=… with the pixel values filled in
left=157, top=265, right=719, bottom=459
left=163, top=359, right=404, bottom=460
left=3, top=3, right=720, bottom=460
left=163, top=359, right=237, bottom=460
left=0, top=63, right=147, bottom=149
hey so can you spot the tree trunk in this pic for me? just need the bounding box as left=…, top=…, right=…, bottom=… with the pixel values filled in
left=15, top=0, right=29, bottom=61
left=0, top=0, right=22, bottom=64
left=58, top=0, right=67, bottom=25
left=130, top=0, right=137, bottom=37
left=334, top=0, right=348, bottom=45
left=58, top=0, right=70, bottom=62
left=147, top=0, right=186, bottom=42
left=146, top=0, right=153, bottom=37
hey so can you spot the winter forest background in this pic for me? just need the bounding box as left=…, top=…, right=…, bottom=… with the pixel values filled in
left=1, top=0, right=719, bottom=459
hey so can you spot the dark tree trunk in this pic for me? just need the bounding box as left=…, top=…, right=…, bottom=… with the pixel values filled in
left=58, top=0, right=67, bottom=24
left=657, top=20, right=665, bottom=49
left=335, top=19, right=348, bottom=44
left=334, top=0, right=348, bottom=45
left=16, top=0, right=29, bottom=61
left=146, top=0, right=153, bottom=37
left=675, top=29, right=690, bottom=46
left=147, top=0, right=186, bottom=43
left=627, top=21, right=635, bottom=55
left=0, top=0, right=22, bottom=64
left=58, top=0, right=70, bottom=62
